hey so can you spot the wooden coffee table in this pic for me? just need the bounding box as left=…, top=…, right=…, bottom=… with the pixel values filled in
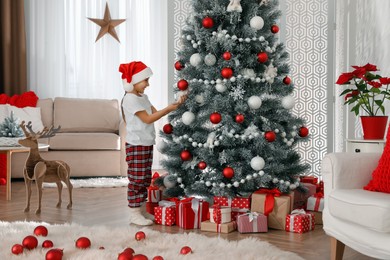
left=0, top=143, right=49, bottom=200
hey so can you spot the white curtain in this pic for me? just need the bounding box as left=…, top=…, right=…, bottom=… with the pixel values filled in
left=24, top=0, right=168, bottom=168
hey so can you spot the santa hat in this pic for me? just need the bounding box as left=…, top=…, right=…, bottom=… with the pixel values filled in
left=118, top=61, right=153, bottom=91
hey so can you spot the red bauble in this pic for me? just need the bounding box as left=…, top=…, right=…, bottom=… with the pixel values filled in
left=133, top=254, right=148, bottom=260
left=75, top=237, right=91, bottom=249
left=202, top=16, right=214, bottom=29
left=42, top=240, right=54, bottom=248
left=271, top=25, right=279, bottom=33
left=257, top=52, right=268, bottom=63
left=163, top=124, right=173, bottom=134
left=123, top=247, right=135, bottom=255
left=299, top=126, right=309, bottom=137
left=222, top=51, right=232, bottom=60
left=118, top=250, right=134, bottom=260
left=235, top=114, right=244, bottom=124
left=180, top=246, right=192, bottom=255
left=174, top=61, right=184, bottom=71
left=221, top=67, right=233, bottom=79
left=180, top=150, right=192, bottom=161
left=265, top=131, right=276, bottom=142
left=135, top=231, right=146, bottom=241
left=22, top=235, right=38, bottom=250
left=34, top=225, right=48, bottom=236
left=223, top=167, right=234, bottom=179
left=153, top=256, right=164, bottom=260
left=198, top=161, right=207, bottom=170
left=283, top=76, right=291, bottom=85
left=177, top=79, right=189, bottom=91
left=210, top=112, right=222, bottom=124
left=45, top=249, right=63, bottom=260
left=11, top=244, right=24, bottom=255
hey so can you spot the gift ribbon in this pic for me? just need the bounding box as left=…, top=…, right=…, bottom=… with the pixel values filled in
left=162, top=207, right=167, bottom=225
left=149, top=188, right=161, bottom=202
left=288, top=209, right=312, bottom=232
left=212, top=204, right=222, bottom=225
left=178, top=197, right=201, bottom=229
left=254, top=188, right=282, bottom=216
left=244, top=212, right=259, bottom=232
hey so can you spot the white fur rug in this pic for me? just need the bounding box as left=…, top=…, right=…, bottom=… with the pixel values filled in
left=43, top=177, right=127, bottom=188
left=0, top=221, right=303, bottom=260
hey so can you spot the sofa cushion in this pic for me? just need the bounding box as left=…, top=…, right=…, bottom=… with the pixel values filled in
left=37, top=98, right=54, bottom=128
left=328, top=189, right=390, bottom=232
left=49, top=133, right=120, bottom=150
left=54, top=97, right=120, bottom=133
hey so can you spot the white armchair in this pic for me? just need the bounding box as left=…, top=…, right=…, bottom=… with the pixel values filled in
left=322, top=153, right=390, bottom=260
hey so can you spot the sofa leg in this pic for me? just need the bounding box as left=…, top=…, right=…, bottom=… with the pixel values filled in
left=330, top=237, right=345, bottom=260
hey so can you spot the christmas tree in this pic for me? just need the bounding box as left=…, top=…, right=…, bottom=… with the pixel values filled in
left=158, top=0, right=309, bottom=199
left=0, top=111, right=24, bottom=137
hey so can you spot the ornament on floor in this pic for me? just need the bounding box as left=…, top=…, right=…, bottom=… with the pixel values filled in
left=181, top=150, right=192, bottom=161
left=210, top=112, right=222, bottom=124
left=281, top=95, right=296, bottom=109
left=235, top=114, right=244, bottom=123
left=180, top=246, right=193, bottom=255
left=87, top=2, right=126, bottom=42
left=22, top=235, right=38, bottom=250
left=163, top=123, right=173, bottom=134
left=251, top=156, right=265, bottom=171
left=135, top=231, right=146, bottom=241
left=11, top=244, right=24, bottom=255
left=118, top=247, right=135, bottom=259
left=174, top=61, right=184, bottom=71
left=42, top=240, right=54, bottom=248
left=257, top=52, right=268, bottom=63
left=75, top=237, right=91, bottom=249
left=152, top=256, right=164, bottom=260
left=202, top=17, right=214, bottom=28
left=223, top=51, right=232, bottom=60
left=133, top=255, right=148, bottom=260
left=182, top=111, right=196, bottom=125
left=223, top=166, right=235, bottom=178
left=190, top=53, right=203, bottom=67
left=34, top=225, right=48, bottom=236
left=271, top=25, right=279, bottom=33
left=265, top=131, right=276, bottom=142
left=227, top=0, right=242, bottom=12
left=177, top=79, right=189, bottom=91
left=264, top=64, right=278, bottom=83
left=283, top=76, right=291, bottom=85
left=299, top=126, right=309, bottom=137
left=221, top=67, right=234, bottom=79
left=248, top=96, right=262, bottom=109
left=45, top=248, right=63, bottom=260
left=204, top=53, right=217, bottom=66
left=250, top=16, right=264, bottom=30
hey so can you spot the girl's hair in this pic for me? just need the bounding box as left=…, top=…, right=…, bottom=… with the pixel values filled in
left=121, top=93, right=126, bottom=124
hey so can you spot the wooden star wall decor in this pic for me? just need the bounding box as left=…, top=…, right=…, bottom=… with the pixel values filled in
left=88, top=2, right=126, bottom=43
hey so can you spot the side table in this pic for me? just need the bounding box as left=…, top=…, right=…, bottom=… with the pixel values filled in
left=346, top=139, right=386, bottom=154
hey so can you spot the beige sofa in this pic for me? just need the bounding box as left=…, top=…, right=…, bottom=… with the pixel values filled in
left=11, top=97, right=127, bottom=178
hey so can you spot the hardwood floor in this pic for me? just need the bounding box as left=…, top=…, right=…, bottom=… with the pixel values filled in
left=0, top=180, right=376, bottom=260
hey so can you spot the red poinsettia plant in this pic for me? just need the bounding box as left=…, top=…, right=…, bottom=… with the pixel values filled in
left=336, top=63, right=390, bottom=116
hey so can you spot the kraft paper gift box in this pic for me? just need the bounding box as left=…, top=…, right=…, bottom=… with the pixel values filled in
left=147, top=186, right=162, bottom=203
left=237, top=212, right=268, bottom=233
left=285, top=209, right=315, bottom=234
left=154, top=200, right=176, bottom=226
left=293, top=183, right=317, bottom=209
left=200, top=220, right=237, bottom=233
left=213, top=196, right=251, bottom=221
left=210, top=206, right=231, bottom=224
left=306, top=193, right=324, bottom=212
left=250, top=188, right=293, bottom=230
left=176, top=197, right=209, bottom=229
left=307, top=210, right=323, bottom=225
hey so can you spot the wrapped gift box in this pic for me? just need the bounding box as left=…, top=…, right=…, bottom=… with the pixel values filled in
left=285, top=209, right=315, bottom=234
left=237, top=212, right=268, bottom=233
left=210, top=206, right=231, bottom=224
left=293, top=183, right=317, bottom=209
left=307, top=210, right=323, bottom=225
left=213, top=196, right=251, bottom=221
left=306, top=194, right=324, bottom=212
left=176, top=198, right=209, bottom=229
left=251, top=189, right=293, bottom=230
left=299, top=176, right=318, bottom=185
left=146, top=202, right=158, bottom=215
left=200, top=220, right=237, bottom=233
left=147, top=186, right=162, bottom=203
left=154, top=204, right=176, bottom=226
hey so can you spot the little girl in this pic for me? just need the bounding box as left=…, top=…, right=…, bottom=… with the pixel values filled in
left=119, top=61, right=185, bottom=225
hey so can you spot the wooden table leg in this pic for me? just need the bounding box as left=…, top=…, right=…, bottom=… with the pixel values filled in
left=6, top=150, right=12, bottom=200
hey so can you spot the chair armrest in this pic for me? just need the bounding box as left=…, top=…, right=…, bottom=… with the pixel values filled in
left=119, top=120, right=127, bottom=176
left=322, top=152, right=380, bottom=194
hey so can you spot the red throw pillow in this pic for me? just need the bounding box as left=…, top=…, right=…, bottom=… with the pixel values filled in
left=0, top=93, right=8, bottom=104
left=0, top=91, right=39, bottom=107
left=364, top=128, right=390, bottom=193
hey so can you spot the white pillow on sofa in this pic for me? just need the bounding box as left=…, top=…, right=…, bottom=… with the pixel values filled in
left=8, top=105, right=44, bottom=132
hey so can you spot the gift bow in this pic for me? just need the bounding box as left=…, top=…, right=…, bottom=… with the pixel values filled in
left=254, top=188, right=282, bottom=216
left=246, top=212, right=258, bottom=222
left=213, top=204, right=222, bottom=224
left=290, top=209, right=307, bottom=215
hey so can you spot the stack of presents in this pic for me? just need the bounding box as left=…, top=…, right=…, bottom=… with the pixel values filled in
left=147, top=173, right=324, bottom=234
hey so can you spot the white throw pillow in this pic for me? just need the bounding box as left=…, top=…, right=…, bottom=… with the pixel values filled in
left=8, top=105, right=45, bottom=132
left=0, top=104, right=9, bottom=124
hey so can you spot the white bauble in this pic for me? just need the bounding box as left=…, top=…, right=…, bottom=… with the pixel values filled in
left=163, top=175, right=177, bottom=188
left=182, top=111, right=195, bottom=125
left=215, top=83, right=227, bottom=92
left=204, top=54, right=217, bottom=66
left=190, top=53, right=202, bottom=67
left=282, top=95, right=296, bottom=109
left=156, top=140, right=167, bottom=152
left=250, top=156, right=265, bottom=171
left=250, top=16, right=264, bottom=30
left=240, top=68, right=256, bottom=79
left=195, top=94, right=205, bottom=105
left=248, top=96, right=262, bottom=109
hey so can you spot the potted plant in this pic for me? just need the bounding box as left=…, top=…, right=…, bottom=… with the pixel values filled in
left=336, top=63, right=390, bottom=139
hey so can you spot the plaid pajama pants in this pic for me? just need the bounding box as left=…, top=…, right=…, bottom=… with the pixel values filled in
left=126, top=143, right=153, bottom=208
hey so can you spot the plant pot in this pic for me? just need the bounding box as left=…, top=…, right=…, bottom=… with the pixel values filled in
left=360, top=116, right=388, bottom=140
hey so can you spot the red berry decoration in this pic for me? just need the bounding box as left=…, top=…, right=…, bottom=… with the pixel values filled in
left=257, top=52, right=268, bottom=63
left=180, top=150, right=192, bottom=161
left=180, top=246, right=193, bottom=255
left=299, top=126, right=309, bottom=137
left=235, top=114, right=244, bottom=124
left=221, top=67, right=233, bottom=79
left=265, top=131, right=276, bottom=142
left=271, top=25, right=279, bottom=33
left=283, top=76, right=291, bottom=85
left=163, top=123, right=173, bottom=134
left=198, top=161, right=207, bottom=170
left=202, top=16, right=214, bottom=29
left=210, top=112, right=222, bottom=124
left=42, top=240, right=54, bottom=248
left=22, top=235, right=38, bottom=250
left=177, top=79, right=188, bottom=91
left=135, top=231, right=146, bottom=241
left=75, top=237, right=91, bottom=249
left=153, top=256, right=164, bottom=260
left=223, top=167, right=234, bottom=179
left=45, top=248, right=64, bottom=260
left=11, top=244, right=24, bottom=255
left=222, top=51, right=232, bottom=60
left=34, top=225, right=48, bottom=236
left=174, top=61, right=184, bottom=71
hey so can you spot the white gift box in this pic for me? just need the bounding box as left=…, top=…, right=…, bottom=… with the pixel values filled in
left=209, top=206, right=232, bottom=224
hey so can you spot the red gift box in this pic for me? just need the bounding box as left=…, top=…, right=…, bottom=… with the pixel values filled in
left=237, top=212, right=268, bottom=233
left=146, top=202, right=158, bottom=215
left=306, top=192, right=324, bottom=212
left=293, top=183, right=317, bottom=210
left=300, top=176, right=318, bottom=185
left=147, top=186, right=162, bottom=203
left=285, top=209, right=315, bottom=233
left=154, top=201, right=176, bottom=226
left=176, top=197, right=209, bottom=229
left=213, top=196, right=251, bottom=221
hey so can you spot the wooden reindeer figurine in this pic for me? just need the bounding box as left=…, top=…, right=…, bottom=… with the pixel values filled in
left=18, top=121, right=73, bottom=214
